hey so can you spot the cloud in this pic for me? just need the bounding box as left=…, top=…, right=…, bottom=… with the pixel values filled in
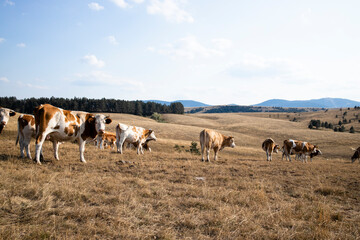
left=0, top=77, right=9, bottom=83
left=110, top=0, right=145, bottom=8
left=88, top=2, right=104, bottom=11
left=16, top=43, right=26, bottom=48
left=225, top=54, right=313, bottom=82
left=4, top=0, right=15, bottom=6
left=110, top=0, right=129, bottom=8
left=147, top=0, right=194, bottom=23
left=212, top=38, right=233, bottom=50
left=154, top=36, right=231, bottom=59
left=301, top=8, right=312, bottom=25
left=82, top=54, right=105, bottom=68
left=16, top=81, right=48, bottom=90
left=73, top=71, right=144, bottom=90
left=0, top=38, right=5, bottom=43
left=107, top=35, right=119, bottom=45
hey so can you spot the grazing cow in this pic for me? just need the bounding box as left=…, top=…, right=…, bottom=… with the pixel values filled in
left=351, top=147, right=360, bottom=163
left=282, top=139, right=321, bottom=162
left=262, top=138, right=280, bottom=161
left=0, top=107, right=16, bottom=134
left=200, top=129, right=235, bottom=162
left=97, top=131, right=117, bottom=149
left=33, top=104, right=112, bottom=164
left=116, top=123, right=157, bottom=154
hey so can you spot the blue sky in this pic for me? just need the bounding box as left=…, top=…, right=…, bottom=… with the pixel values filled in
left=1, top=0, right=360, bottom=105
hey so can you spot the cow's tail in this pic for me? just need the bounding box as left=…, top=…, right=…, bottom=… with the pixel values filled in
left=199, top=130, right=206, bottom=154
left=15, top=115, right=21, bottom=146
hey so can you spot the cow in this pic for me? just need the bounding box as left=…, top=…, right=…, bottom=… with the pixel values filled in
left=0, top=107, right=16, bottom=134
left=282, top=139, right=321, bottom=163
left=15, top=114, right=59, bottom=159
left=116, top=123, right=157, bottom=154
left=351, top=147, right=360, bottom=163
left=96, top=131, right=117, bottom=150
left=15, top=114, right=36, bottom=159
left=199, top=129, right=235, bottom=162
left=262, top=138, right=280, bottom=161
left=33, top=104, right=112, bottom=164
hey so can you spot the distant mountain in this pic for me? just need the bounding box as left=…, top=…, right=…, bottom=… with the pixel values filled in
left=255, top=98, right=360, bottom=108
left=145, top=100, right=210, bottom=108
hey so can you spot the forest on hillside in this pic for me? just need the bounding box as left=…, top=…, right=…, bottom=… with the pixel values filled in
left=0, top=97, right=184, bottom=116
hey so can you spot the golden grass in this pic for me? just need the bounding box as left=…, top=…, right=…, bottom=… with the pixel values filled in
left=0, top=111, right=359, bottom=239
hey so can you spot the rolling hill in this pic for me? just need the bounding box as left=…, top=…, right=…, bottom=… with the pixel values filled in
left=255, top=98, right=360, bottom=108
left=145, top=100, right=210, bottom=108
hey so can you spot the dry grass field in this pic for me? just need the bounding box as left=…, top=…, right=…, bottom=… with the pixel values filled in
left=0, top=111, right=359, bottom=239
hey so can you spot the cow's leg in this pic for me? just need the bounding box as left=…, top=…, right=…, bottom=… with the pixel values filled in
left=19, top=138, right=25, bottom=158
left=200, top=142, right=205, bottom=161
left=117, top=137, right=125, bottom=154
left=206, top=146, right=211, bottom=162
left=79, top=139, right=87, bottom=163
left=266, top=150, right=269, bottom=161
left=53, top=141, right=60, bottom=160
left=24, top=137, right=32, bottom=159
left=269, top=150, right=272, bottom=161
left=97, top=135, right=103, bottom=149
left=35, top=132, right=50, bottom=165
left=136, top=143, right=141, bottom=155
left=214, top=147, right=219, bottom=161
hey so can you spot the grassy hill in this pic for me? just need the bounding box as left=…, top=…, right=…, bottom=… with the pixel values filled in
left=0, top=110, right=359, bottom=239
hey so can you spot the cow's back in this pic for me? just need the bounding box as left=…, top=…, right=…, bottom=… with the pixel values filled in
left=200, top=129, right=222, bottom=148
left=262, top=138, right=275, bottom=151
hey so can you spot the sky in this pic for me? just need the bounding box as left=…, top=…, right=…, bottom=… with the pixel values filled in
left=1, top=0, right=360, bottom=105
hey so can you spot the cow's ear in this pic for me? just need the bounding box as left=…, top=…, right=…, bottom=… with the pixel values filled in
left=149, top=129, right=153, bottom=133
left=105, top=117, right=112, bottom=124
left=10, top=111, right=16, bottom=116
left=88, top=115, right=95, bottom=123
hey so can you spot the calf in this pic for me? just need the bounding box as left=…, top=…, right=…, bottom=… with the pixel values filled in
left=97, top=131, right=117, bottom=149
left=116, top=123, right=157, bottom=154
left=351, top=147, right=360, bottom=163
left=200, top=129, right=235, bottom=162
left=0, top=107, right=16, bottom=134
left=262, top=138, right=280, bottom=161
left=34, top=104, right=112, bottom=164
left=16, top=114, right=36, bottom=159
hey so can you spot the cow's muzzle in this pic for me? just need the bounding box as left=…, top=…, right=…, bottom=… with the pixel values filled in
left=98, top=129, right=105, bottom=135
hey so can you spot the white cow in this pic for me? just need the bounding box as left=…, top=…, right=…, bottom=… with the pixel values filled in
left=116, top=123, right=157, bottom=154
left=0, top=107, right=16, bottom=134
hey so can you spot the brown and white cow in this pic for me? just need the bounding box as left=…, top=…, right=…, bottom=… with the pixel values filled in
left=282, top=139, right=321, bottom=163
left=16, top=114, right=36, bottom=159
left=116, top=123, right=157, bottom=154
left=97, top=131, right=117, bottom=150
left=34, top=104, right=112, bottom=164
left=351, top=147, right=360, bottom=163
left=262, top=138, right=280, bottom=161
left=200, top=129, right=235, bottom=162
left=0, top=107, right=16, bottom=134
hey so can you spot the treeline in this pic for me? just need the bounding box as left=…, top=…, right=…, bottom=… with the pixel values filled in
left=0, top=97, right=184, bottom=116
left=308, top=119, right=356, bottom=133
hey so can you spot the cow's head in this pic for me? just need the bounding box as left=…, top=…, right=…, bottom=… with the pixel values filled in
left=0, top=107, right=16, bottom=134
left=224, top=136, right=235, bottom=149
left=351, top=149, right=359, bottom=163
left=145, top=129, right=157, bottom=141
left=94, top=114, right=112, bottom=135
left=273, top=144, right=280, bottom=153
